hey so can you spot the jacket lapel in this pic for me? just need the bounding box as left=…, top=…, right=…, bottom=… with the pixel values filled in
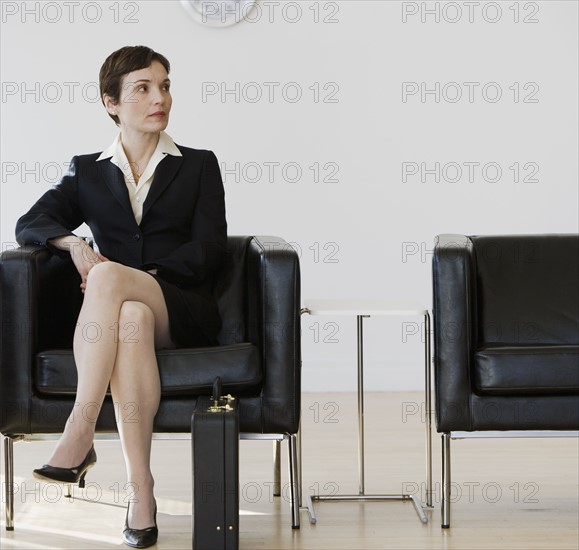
left=100, top=161, right=134, bottom=217
left=141, top=155, right=183, bottom=221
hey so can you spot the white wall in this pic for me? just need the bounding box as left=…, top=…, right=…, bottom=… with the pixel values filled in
left=1, top=1, right=577, bottom=391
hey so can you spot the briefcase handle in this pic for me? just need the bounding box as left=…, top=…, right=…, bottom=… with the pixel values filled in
left=212, top=377, right=223, bottom=403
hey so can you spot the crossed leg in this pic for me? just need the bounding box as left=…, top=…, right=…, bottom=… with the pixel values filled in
left=46, top=261, right=175, bottom=529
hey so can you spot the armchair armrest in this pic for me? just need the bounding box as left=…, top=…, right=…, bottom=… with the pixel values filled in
left=0, top=246, right=81, bottom=434
left=247, top=236, right=301, bottom=433
left=432, top=234, right=476, bottom=432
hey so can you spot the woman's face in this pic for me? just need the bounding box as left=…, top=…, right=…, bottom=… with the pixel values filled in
left=106, top=60, right=172, bottom=134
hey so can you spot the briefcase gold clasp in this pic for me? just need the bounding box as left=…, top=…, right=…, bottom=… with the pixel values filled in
left=207, top=402, right=234, bottom=413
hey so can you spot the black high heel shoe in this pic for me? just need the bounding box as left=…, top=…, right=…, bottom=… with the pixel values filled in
left=123, top=502, right=158, bottom=548
left=32, top=445, right=97, bottom=488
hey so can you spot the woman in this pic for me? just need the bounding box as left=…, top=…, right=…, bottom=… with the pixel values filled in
left=15, top=45, right=227, bottom=548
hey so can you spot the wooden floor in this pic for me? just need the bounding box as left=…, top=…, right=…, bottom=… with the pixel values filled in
left=1, top=392, right=578, bottom=549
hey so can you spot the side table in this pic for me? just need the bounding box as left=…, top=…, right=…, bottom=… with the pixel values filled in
left=301, top=299, right=433, bottom=524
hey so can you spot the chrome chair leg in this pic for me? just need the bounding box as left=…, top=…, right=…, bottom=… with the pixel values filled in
left=287, top=433, right=300, bottom=529
left=273, top=440, right=281, bottom=496
left=4, top=436, right=14, bottom=531
left=441, top=433, right=451, bottom=528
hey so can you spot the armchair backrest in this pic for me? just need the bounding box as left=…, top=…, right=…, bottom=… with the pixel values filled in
left=33, top=237, right=255, bottom=351
left=472, top=235, right=579, bottom=346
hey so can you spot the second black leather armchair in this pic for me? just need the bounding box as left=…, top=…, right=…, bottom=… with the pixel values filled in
left=433, top=233, right=579, bottom=527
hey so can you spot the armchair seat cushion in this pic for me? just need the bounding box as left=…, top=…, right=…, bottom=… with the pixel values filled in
left=35, top=343, right=261, bottom=396
left=474, top=345, right=579, bottom=396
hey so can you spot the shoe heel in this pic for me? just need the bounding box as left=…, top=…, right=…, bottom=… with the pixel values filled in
left=79, top=472, right=87, bottom=488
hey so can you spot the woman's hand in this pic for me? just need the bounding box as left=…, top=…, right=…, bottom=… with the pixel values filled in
left=78, top=251, right=110, bottom=294
left=73, top=252, right=110, bottom=294
left=69, top=240, right=105, bottom=293
left=47, top=236, right=109, bottom=294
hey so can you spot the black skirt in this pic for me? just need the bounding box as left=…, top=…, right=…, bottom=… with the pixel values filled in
left=149, top=273, right=221, bottom=349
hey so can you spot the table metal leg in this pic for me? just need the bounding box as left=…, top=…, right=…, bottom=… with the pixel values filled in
left=304, top=494, right=317, bottom=524
left=308, top=313, right=429, bottom=524
left=297, top=426, right=317, bottom=523
left=297, top=426, right=303, bottom=508
left=299, top=308, right=318, bottom=524
left=424, top=311, right=433, bottom=508
left=357, top=314, right=366, bottom=495
left=441, top=433, right=451, bottom=528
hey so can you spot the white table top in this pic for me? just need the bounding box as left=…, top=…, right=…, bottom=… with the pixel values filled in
left=302, top=299, right=428, bottom=316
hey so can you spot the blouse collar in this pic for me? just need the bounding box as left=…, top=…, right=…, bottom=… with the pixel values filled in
left=96, top=130, right=182, bottom=162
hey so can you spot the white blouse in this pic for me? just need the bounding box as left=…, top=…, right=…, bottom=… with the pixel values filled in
left=96, top=131, right=182, bottom=225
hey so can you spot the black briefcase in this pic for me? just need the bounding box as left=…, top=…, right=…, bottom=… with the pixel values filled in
left=192, top=379, right=239, bottom=550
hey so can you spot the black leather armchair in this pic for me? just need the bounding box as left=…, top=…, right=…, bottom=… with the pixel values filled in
left=433, top=234, right=579, bottom=527
left=0, top=235, right=302, bottom=530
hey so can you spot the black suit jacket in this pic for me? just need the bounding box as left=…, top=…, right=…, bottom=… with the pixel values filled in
left=15, top=146, right=227, bottom=295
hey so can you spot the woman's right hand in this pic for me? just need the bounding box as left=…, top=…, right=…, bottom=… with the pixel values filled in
left=48, top=236, right=102, bottom=293
left=72, top=240, right=103, bottom=293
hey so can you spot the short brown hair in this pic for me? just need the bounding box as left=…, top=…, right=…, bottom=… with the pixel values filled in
left=99, top=46, right=171, bottom=125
